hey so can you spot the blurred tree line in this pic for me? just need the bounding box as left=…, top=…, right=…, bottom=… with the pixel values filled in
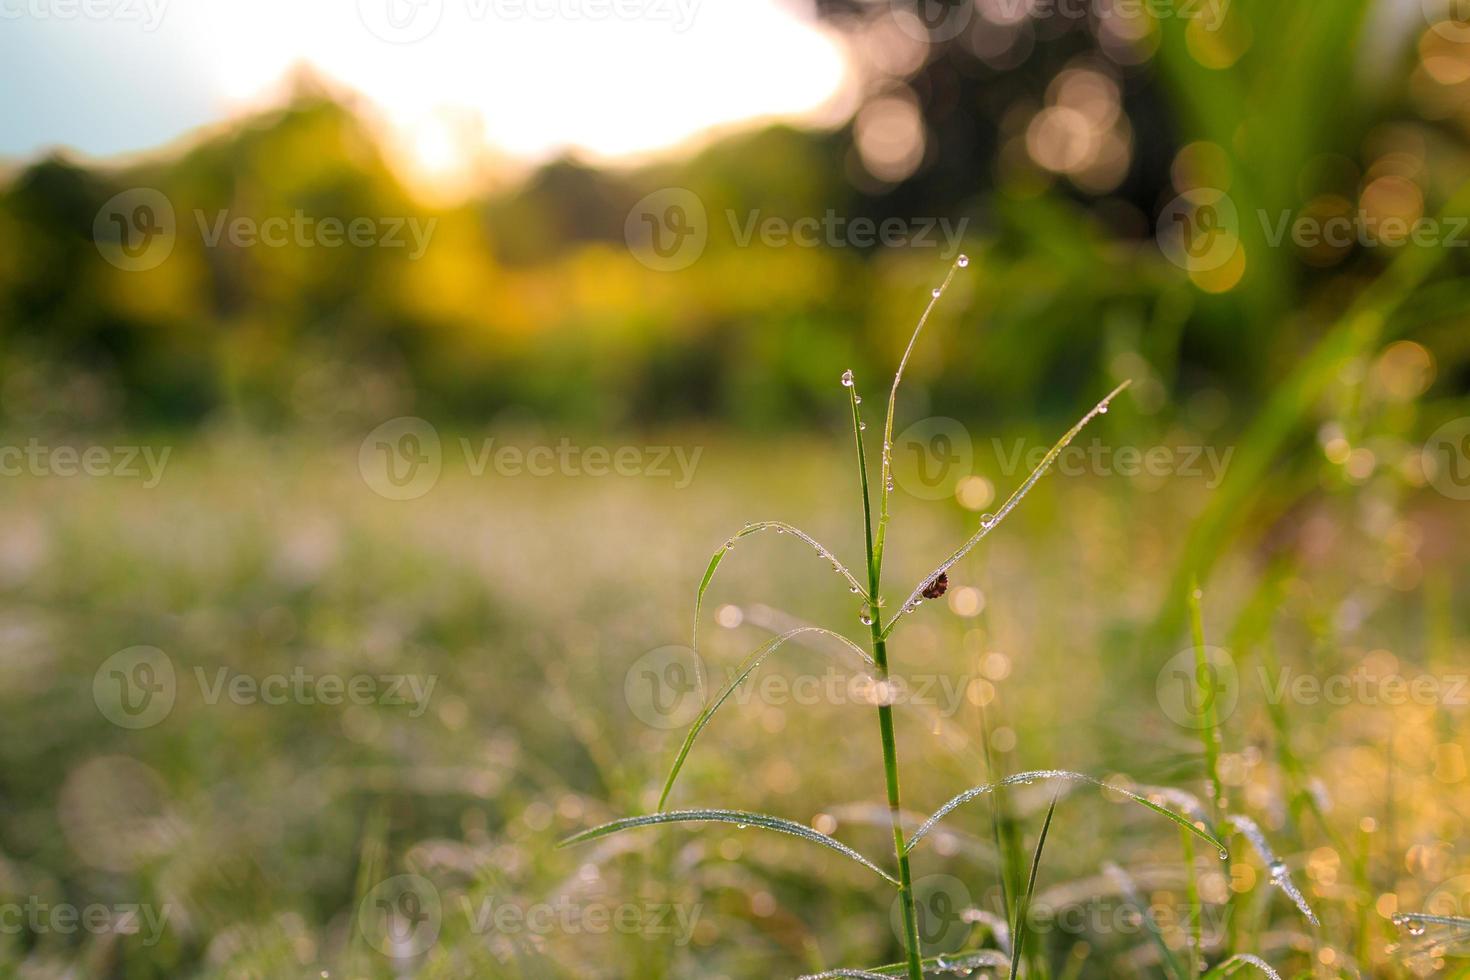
left=1, top=0, right=1468, bottom=432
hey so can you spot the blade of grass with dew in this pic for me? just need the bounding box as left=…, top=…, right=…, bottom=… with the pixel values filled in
left=1010, top=792, right=1060, bottom=980
left=981, top=702, right=1021, bottom=950
left=1187, top=581, right=1225, bottom=825
left=1223, top=814, right=1318, bottom=926
left=873, top=259, right=965, bottom=577
left=559, top=809, right=899, bottom=886
left=1201, top=953, right=1283, bottom=980
left=1181, top=828, right=1203, bottom=980
left=1104, top=861, right=1187, bottom=980
left=906, top=770, right=1228, bottom=857
left=848, top=371, right=924, bottom=980
left=798, top=947, right=1013, bottom=979
left=1391, top=912, right=1470, bottom=938
left=656, top=626, right=874, bottom=811
left=693, top=521, right=870, bottom=654
left=884, top=382, right=1130, bottom=637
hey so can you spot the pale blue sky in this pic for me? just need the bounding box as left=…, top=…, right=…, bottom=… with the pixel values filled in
left=0, top=0, right=853, bottom=182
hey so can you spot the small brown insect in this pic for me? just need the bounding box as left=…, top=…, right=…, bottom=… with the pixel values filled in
left=921, top=573, right=948, bottom=600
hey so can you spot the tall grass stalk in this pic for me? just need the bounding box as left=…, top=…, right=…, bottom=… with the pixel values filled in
left=561, top=258, right=1228, bottom=977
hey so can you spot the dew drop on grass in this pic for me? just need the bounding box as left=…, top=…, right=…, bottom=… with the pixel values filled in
left=859, top=421, right=867, bottom=430
left=1098, top=403, right=1109, bottom=414
left=854, top=394, right=861, bottom=404
left=840, top=369, right=854, bottom=387
left=957, top=254, right=969, bottom=268
left=1269, top=859, right=1287, bottom=880
left=931, top=287, right=942, bottom=298
left=859, top=611, right=873, bottom=626
left=979, top=513, right=994, bottom=528
left=1218, top=849, right=1229, bottom=861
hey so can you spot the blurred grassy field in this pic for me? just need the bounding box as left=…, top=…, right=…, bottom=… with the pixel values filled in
left=0, top=410, right=1465, bottom=977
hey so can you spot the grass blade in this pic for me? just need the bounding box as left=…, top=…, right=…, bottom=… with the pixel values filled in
left=1224, top=814, right=1318, bottom=926
left=906, top=770, right=1227, bottom=857
left=874, top=259, right=965, bottom=574
left=884, top=382, right=1129, bottom=637
left=799, top=948, right=1012, bottom=979
left=1202, top=953, right=1283, bottom=980
left=559, top=808, right=899, bottom=886
left=1010, top=792, right=1060, bottom=980
left=657, top=626, right=874, bottom=811
left=1187, top=581, right=1225, bottom=823
left=694, top=522, right=869, bottom=655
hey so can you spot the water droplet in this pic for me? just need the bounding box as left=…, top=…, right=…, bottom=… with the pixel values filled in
left=957, top=254, right=969, bottom=268
left=735, top=823, right=749, bottom=830
left=859, top=612, right=873, bottom=626
left=854, top=394, right=862, bottom=404
left=885, top=477, right=895, bottom=492
left=849, top=586, right=860, bottom=594
left=1218, top=849, right=1229, bottom=861
left=1098, top=404, right=1109, bottom=414
left=725, top=539, right=735, bottom=549
left=979, top=513, right=994, bottom=528
left=774, top=527, right=785, bottom=534
left=931, top=287, right=942, bottom=298
left=1268, top=859, right=1287, bottom=879
left=859, top=421, right=867, bottom=430
left=840, top=369, right=854, bottom=387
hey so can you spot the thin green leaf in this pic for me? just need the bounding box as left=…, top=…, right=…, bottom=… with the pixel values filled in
left=875, top=259, right=965, bottom=572
left=1202, top=953, right=1282, bottom=980
left=1224, top=814, right=1318, bottom=926
left=657, top=626, right=874, bottom=811
left=1393, top=912, right=1470, bottom=930
left=1010, top=793, right=1059, bottom=980
left=906, top=770, right=1227, bottom=857
left=885, top=382, right=1130, bottom=637
left=559, top=809, right=898, bottom=886
left=799, top=948, right=1011, bottom=979
left=693, top=522, right=868, bottom=655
